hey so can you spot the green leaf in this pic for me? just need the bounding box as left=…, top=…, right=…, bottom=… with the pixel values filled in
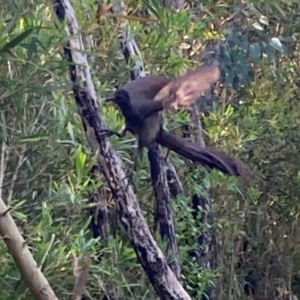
left=0, top=28, right=35, bottom=53
left=19, top=134, right=49, bottom=143
left=12, top=199, right=27, bottom=209
left=5, top=5, right=22, bottom=34
left=263, top=42, right=275, bottom=63
left=272, top=3, right=286, bottom=17
left=249, top=42, right=261, bottom=64
left=75, top=146, right=87, bottom=177
left=67, top=122, right=75, bottom=143
left=12, top=211, right=28, bottom=222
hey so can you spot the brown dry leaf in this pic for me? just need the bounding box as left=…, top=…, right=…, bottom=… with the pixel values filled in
left=96, top=4, right=114, bottom=19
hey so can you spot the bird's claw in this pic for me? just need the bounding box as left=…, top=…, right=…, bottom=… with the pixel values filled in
left=98, top=129, right=122, bottom=140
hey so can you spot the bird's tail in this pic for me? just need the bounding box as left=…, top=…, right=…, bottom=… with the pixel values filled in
left=157, top=130, right=251, bottom=180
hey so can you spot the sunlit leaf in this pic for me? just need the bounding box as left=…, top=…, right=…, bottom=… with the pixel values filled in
left=259, top=15, right=269, bottom=26
left=252, top=22, right=264, bottom=31
left=75, top=145, right=87, bottom=178
left=269, top=37, right=284, bottom=53
left=19, top=134, right=49, bottom=143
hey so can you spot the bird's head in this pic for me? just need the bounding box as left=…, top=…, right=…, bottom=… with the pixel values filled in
left=106, top=89, right=131, bottom=108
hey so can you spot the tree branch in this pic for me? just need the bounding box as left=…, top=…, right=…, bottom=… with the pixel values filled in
left=111, top=0, right=182, bottom=279
left=0, top=200, right=58, bottom=300
left=148, top=144, right=181, bottom=279
left=52, top=0, right=190, bottom=298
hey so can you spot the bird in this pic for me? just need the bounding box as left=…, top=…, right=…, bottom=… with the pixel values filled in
left=103, top=63, right=251, bottom=181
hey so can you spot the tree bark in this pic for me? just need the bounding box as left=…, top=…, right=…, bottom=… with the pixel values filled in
left=52, top=1, right=190, bottom=298
left=111, top=0, right=182, bottom=280
left=0, top=199, right=58, bottom=300
left=148, top=144, right=181, bottom=279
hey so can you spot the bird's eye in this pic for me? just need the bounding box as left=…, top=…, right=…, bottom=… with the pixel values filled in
left=115, top=95, right=123, bottom=102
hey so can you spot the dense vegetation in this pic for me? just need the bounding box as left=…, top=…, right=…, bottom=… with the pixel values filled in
left=1, top=0, right=300, bottom=299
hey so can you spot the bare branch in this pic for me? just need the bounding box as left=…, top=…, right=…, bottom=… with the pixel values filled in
left=111, top=0, right=182, bottom=279
left=7, top=146, right=26, bottom=204
left=52, top=1, right=191, bottom=298
left=73, top=255, right=91, bottom=300
left=0, top=198, right=58, bottom=300
left=148, top=144, right=181, bottom=279
left=0, top=113, right=9, bottom=199
left=111, top=0, right=146, bottom=79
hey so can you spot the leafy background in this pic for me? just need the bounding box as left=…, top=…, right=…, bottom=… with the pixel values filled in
left=1, top=0, right=300, bottom=299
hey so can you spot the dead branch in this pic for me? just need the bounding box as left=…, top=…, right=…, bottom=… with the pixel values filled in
left=111, top=0, right=181, bottom=279
left=52, top=0, right=190, bottom=298
left=0, top=199, right=58, bottom=300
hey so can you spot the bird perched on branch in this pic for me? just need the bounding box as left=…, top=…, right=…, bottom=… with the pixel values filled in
left=104, top=63, right=251, bottom=181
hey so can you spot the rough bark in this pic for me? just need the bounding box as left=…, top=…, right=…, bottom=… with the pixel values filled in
left=111, top=0, right=182, bottom=279
left=88, top=168, right=118, bottom=300
left=85, top=19, right=119, bottom=299
left=166, top=162, right=183, bottom=197
left=0, top=199, right=58, bottom=300
left=73, top=256, right=91, bottom=300
left=111, top=0, right=146, bottom=80
left=52, top=1, right=190, bottom=299
left=148, top=144, right=181, bottom=279
left=88, top=166, right=110, bottom=242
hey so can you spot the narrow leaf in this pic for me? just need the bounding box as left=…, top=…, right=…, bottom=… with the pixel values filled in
left=249, top=43, right=261, bottom=64
left=0, top=28, right=35, bottom=53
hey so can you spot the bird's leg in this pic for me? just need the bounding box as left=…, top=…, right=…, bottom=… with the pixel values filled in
left=120, top=144, right=144, bottom=192
left=117, top=137, right=143, bottom=193
left=98, top=129, right=121, bottom=139
left=133, top=144, right=144, bottom=171
left=124, top=146, right=143, bottom=179
left=98, top=125, right=129, bottom=140
left=131, top=145, right=145, bottom=189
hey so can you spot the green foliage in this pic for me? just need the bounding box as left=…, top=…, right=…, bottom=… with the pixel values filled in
left=1, top=0, right=300, bottom=299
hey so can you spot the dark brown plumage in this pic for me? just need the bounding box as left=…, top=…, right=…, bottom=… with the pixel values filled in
left=106, top=64, right=251, bottom=180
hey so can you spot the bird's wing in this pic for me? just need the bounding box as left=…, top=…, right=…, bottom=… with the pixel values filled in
left=153, top=64, right=220, bottom=109
left=122, top=75, right=172, bottom=118
left=123, top=75, right=171, bottom=101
